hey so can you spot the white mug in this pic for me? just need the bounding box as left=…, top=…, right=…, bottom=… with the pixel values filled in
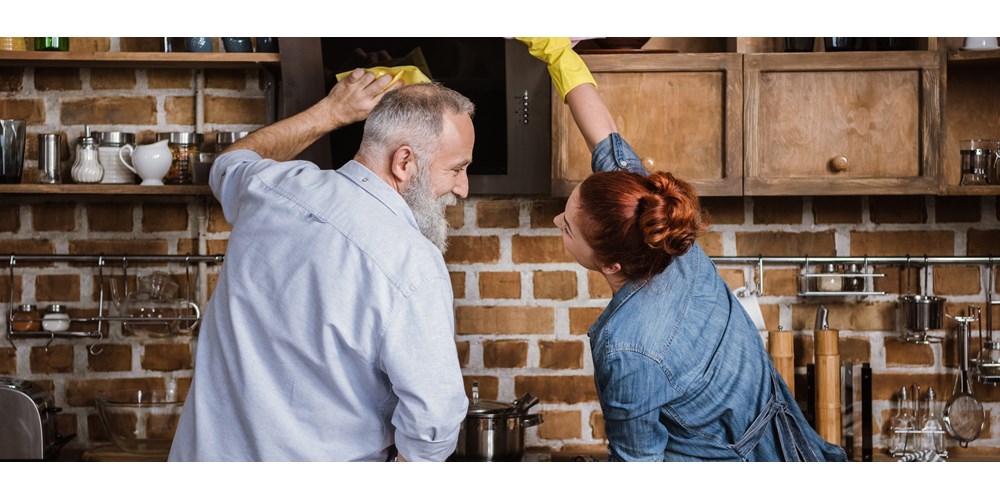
left=119, top=140, right=172, bottom=186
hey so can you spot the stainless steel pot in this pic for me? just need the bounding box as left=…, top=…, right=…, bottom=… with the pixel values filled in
left=900, top=294, right=945, bottom=332
left=450, top=382, right=543, bottom=462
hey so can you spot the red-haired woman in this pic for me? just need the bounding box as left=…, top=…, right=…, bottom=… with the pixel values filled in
left=520, top=38, right=847, bottom=462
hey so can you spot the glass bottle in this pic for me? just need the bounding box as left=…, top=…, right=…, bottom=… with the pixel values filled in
left=34, top=37, right=69, bottom=51
left=70, top=134, right=103, bottom=184
left=889, top=386, right=914, bottom=455
left=918, top=387, right=946, bottom=455
left=42, top=304, right=71, bottom=332
left=11, top=304, right=41, bottom=332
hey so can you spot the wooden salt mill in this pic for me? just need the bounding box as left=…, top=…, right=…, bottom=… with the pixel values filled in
left=814, top=305, right=841, bottom=444
left=768, top=327, right=795, bottom=394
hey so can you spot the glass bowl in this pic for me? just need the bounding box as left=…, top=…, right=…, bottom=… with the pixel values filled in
left=95, top=388, right=184, bottom=456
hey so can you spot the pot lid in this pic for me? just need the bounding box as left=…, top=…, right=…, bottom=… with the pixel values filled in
left=467, top=381, right=514, bottom=415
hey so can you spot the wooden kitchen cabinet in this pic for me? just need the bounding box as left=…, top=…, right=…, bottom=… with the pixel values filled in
left=939, top=49, right=1000, bottom=195
left=551, top=53, right=744, bottom=197
left=743, top=52, right=941, bottom=196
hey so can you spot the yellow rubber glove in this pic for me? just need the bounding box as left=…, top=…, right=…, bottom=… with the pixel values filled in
left=335, top=65, right=431, bottom=92
left=515, top=37, right=597, bottom=102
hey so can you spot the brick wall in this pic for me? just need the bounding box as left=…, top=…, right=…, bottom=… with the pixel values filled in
left=446, top=195, right=1000, bottom=459
left=5, top=38, right=1000, bottom=460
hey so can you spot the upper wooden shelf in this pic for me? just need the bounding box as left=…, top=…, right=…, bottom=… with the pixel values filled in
left=947, top=49, right=1000, bottom=68
left=0, top=184, right=212, bottom=195
left=0, top=51, right=279, bottom=69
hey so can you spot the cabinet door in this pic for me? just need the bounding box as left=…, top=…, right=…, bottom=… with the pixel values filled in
left=551, top=53, right=743, bottom=197
left=744, top=52, right=940, bottom=195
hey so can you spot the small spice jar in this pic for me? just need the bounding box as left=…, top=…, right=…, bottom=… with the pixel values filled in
left=842, top=263, right=865, bottom=292
left=817, top=264, right=843, bottom=292
left=157, top=132, right=203, bottom=185
left=42, top=304, right=71, bottom=333
left=11, top=304, right=41, bottom=332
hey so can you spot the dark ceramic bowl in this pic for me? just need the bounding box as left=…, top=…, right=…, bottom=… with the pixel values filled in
left=594, top=37, right=651, bottom=50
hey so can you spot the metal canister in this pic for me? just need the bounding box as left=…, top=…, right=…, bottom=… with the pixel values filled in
left=37, top=133, right=61, bottom=184
left=215, top=131, right=249, bottom=154
left=156, top=132, right=203, bottom=185
left=192, top=131, right=249, bottom=185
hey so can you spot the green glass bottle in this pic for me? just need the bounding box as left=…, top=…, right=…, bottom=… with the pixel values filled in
left=34, top=37, right=69, bottom=51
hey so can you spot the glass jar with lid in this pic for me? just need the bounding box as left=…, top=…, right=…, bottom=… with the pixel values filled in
left=842, top=263, right=865, bottom=292
left=11, top=304, right=41, bottom=332
left=816, top=263, right=843, bottom=292
left=157, top=132, right=203, bottom=185
left=42, top=304, right=71, bottom=332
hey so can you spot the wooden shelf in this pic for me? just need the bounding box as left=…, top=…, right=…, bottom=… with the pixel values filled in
left=0, top=184, right=212, bottom=195
left=947, top=49, right=1000, bottom=68
left=940, top=185, right=1000, bottom=196
left=0, top=51, right=279, bottom=69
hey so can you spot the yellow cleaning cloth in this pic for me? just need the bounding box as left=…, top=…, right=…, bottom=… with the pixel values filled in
left=336, top=65, right=431, bottom=91
left=515, top=37, right=597, bottom=102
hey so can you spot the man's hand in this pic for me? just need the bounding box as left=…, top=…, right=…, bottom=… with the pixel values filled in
left=222, top=68, right=401, bottom=162
left=320, top=68, right=401, bottom=130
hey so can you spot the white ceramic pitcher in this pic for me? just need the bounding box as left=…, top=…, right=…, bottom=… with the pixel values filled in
left=119, top=140, right=172, bottom=186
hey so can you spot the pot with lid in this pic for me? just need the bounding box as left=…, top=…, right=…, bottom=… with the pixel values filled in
left=450, top=381, right=543, bottom=462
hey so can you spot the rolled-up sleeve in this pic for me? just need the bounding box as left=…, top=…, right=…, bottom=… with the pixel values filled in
left=381, top=276, right=468, bottom=461
left=210, top=150, right=316, bottom=224
left=590, top=133, right=649, bottom=177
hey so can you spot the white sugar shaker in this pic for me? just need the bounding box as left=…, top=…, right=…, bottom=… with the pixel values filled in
left=70, top=131, right=104, bottom=184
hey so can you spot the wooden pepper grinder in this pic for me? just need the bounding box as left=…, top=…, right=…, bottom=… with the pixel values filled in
left=768, top=327, right=795, bottom=394
left=814, top=305, right=841, bottom=445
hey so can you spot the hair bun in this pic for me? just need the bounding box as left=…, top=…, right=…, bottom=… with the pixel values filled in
left=637, top=172, right=704, bottom=256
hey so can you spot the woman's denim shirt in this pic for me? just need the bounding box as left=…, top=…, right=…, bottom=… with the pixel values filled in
left=588, top=133, right=846, bottom=462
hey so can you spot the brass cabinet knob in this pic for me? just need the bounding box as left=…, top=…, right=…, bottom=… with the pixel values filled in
left=830, top=155, right=849, bottom=172
left=643, top=157, right=655, bottom=170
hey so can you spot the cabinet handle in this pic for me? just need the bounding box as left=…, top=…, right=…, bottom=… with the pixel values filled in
left=830, top=155, right=849, bottom=173
left=643, top=158, right=655, bottom=170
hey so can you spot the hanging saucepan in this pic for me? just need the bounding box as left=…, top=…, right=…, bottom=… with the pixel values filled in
left=899, top=259, right=945, bottom=335
left=900, top=295, right=946, bottom=331
left=450, top=381, right=543, bottom=462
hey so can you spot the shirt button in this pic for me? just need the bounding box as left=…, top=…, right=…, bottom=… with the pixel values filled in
left=618, top=160, right=627, bottom=167
left=361, top=177, right=368, bottom=182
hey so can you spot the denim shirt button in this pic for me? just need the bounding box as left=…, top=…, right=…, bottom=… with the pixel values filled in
left=618, top=160, right=627, bottom=167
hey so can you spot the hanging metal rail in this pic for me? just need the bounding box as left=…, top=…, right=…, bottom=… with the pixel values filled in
left=5, top=254, right=224, bottom=355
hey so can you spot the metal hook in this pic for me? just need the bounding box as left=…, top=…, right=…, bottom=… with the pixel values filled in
left=6, top=256, right=17, bottom=350
left=923, top=254, right=930, bottom=296
left=184, top=254, right=193, bottom=303
left=905, top=255, right=912, bottom=295
left=755, top=256, right=765, bottom=296
left=88, top=329, right=104, bottom=356
left=44, top=331, right=55, bottom=351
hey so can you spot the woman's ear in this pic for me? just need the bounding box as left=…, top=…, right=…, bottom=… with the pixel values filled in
left=601, top=262, right=622, bottom=275
left=389, top=145, right=417, bottom=184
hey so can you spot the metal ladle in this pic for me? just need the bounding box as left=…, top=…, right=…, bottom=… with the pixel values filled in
left=943, top=308, right=985, bottom=447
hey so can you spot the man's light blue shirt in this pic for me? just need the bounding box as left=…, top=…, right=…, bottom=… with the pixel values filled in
left=169, top=150, right=468, bottom=461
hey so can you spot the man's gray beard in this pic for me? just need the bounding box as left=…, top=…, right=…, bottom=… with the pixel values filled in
left=402, top=165, right=456, bottom=254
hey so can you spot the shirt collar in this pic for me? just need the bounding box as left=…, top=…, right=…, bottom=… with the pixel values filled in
left=336, top=160, right=418, bottom=230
